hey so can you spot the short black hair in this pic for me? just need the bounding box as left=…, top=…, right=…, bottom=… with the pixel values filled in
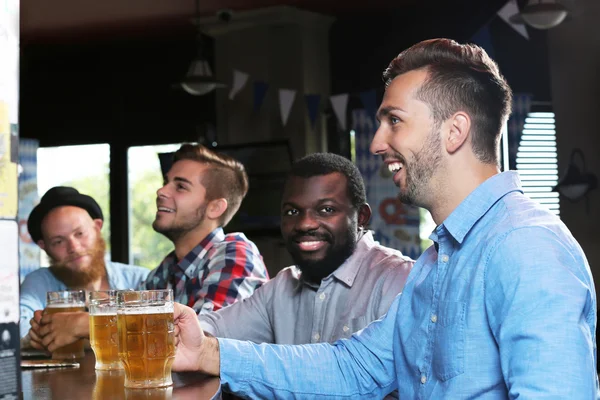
left=288, top=153, right=367, bottom=209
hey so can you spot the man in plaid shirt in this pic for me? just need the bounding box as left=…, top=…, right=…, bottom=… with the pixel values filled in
left=141, top=144, right=269, bottom=314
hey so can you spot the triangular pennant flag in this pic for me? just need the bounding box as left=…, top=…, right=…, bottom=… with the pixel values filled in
left=355, top=108, right=375, bottom=133
left=497, top=0, right=529, bottom=40
left=330, top=93, right=349, bottom=131
left=471, top=25, right=495, bottom=59
left=253, top=81, right=269, bottom=113
left=305, top=94, right=321, bottom=128
left=228, top=70, right=249, bottom=100
left=278, top=89, right=296, bottom=126
left=359, top=90, right=378, bottom=122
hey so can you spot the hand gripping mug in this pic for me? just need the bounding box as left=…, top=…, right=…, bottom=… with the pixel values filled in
left=46, top=290, right=86, bottom=360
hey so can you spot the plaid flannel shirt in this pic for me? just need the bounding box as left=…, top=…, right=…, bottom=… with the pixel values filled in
left=141, top=227, right=268, bottom=314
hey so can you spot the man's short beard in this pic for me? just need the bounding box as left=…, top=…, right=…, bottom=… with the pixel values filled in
left=153, top=205, right=206, bottom=243
left=154, top=225, right=193, bottom=243
left=293, top=229, right=358, bottom=285
left=399, top=125, right=443, bottom=206
left=49, top=236, right=107, bottom=288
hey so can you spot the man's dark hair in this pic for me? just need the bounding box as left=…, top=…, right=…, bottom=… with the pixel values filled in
left=383, top=38, right=513, bottom=164
left=173, top=144, right=249, bottom=226
left=289, top=153, right=366, bottom=209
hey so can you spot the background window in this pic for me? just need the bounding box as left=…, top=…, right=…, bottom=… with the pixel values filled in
left=515, top=111, right=560, bottom=216
left=127, top=144, right=182, bottom=269
left=37, top=144, right=111, bottom=265
left=349, top=129, right=357, bottom=162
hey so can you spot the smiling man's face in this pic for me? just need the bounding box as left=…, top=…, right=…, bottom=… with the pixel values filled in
left=153, top=159, right=210, bottom=242
left=39, top=206, right=106, bottom=287
left=280, top=173, right=359, bottom=284
left=371, top=68, right=445, bottom=208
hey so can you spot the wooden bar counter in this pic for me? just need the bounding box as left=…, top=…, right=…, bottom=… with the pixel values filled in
left=21, top=351, right=221, bottom=400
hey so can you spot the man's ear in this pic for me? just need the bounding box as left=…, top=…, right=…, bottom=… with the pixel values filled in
left=206, top=198, right=228, bottom=221
left=358, top=204, right=372, bottom=228
left=445, top=111, right=471, bottom=154
left=37, top=240, right=46, bottom=251
left=94, top=219, right=104, bottom=231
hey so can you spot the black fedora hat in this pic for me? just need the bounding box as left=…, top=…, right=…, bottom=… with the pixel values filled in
left=27, top=186, right=103, bottom=243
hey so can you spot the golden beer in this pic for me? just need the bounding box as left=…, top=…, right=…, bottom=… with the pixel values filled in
left=46, top=290, right=85, bottom=359
left=89, top=290, right=122, bottom=370
left=90, top=314, right=121, bottom=370
left=117, top=290, right=175, bottom=389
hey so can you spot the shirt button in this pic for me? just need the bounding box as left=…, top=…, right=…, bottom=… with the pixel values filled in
left=319, top=293, right=326, bottom=301
left=441, top=254, right=449, bottom=263
left=343, top=325, right=350, bottom=332
left=430, top=314, right=437, bottom=323
left=420, top=375, right=427, bottom=384
left=313, top=333, right=320, bottom=341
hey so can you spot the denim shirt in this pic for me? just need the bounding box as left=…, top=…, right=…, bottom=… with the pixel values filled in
left=218, top=172, right=599, bottom=399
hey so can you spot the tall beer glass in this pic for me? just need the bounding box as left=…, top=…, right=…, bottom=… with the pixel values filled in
left=89, top=290, right=122, bottom=370
left=117, top=290, right=175, bottom=388
left=46, top=290, right=86, bottom=360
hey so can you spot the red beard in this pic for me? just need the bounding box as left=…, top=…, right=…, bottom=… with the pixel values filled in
left=48, top=236, right=107, bottom=289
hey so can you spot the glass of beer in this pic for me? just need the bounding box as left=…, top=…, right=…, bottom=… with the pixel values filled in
left=89, top=290, right=123, bottom=370
left=117, top=290, right=175, bottom=388
left=46, top=290, right=86, bottom=360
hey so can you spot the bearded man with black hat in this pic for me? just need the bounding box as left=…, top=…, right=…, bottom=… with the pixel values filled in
left=20, top=186, right=149, bottom=352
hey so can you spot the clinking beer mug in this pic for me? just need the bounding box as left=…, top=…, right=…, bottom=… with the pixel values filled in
left=89, top=290, right=123, bottom=370
left=116, top=290, right=175, bottom=388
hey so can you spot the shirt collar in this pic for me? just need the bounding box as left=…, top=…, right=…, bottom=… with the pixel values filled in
left=331, top=230, right=375, bottom=288
left=105, top=260, right=117, bottom=288
left=170, top=227, right=225, bottom=277
left=431, top=171, right=523, bottom=245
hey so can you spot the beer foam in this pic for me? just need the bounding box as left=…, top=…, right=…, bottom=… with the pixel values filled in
left=90, top=310, right=117, bottom=316
left=118, top=304, right=174, bottom=315
left=46, top=302, right=86, bottom=308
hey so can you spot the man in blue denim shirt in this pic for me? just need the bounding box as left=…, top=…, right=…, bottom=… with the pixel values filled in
left=170, top=38, right=599, bottom=399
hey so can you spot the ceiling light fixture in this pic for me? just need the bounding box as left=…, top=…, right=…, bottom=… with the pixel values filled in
left=552, top=148, right=597, bottom=210
left=510, top=0, right=569, bottom=30
left=178, top=0, right=225, bottom=96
